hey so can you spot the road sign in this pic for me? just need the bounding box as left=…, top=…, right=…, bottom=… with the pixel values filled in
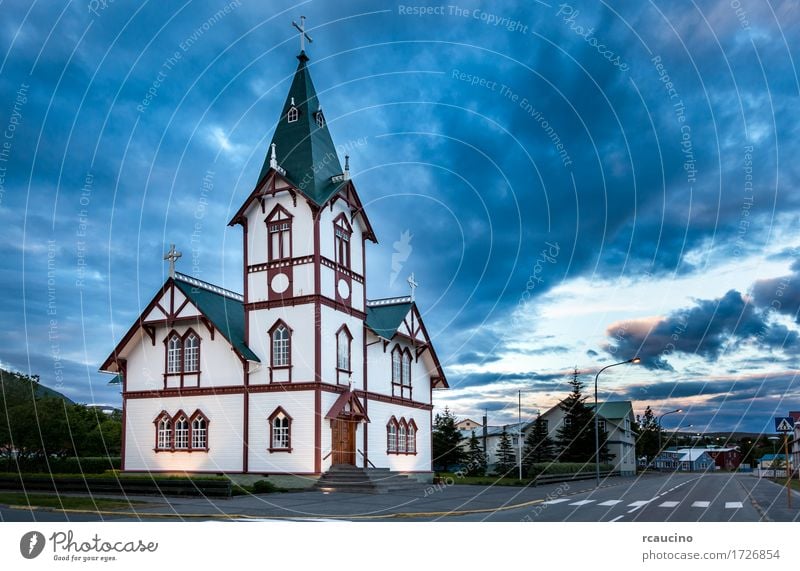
left=775, top=417, right=794, bottom=432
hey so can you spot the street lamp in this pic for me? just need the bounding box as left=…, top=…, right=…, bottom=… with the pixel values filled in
left=594, top=357, right=640, bottom=487
left=657, top=409, right=683, bottom=461
left=517, top=390, right=538, bottom=479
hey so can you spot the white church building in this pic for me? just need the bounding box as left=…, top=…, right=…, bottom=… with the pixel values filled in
left=100, top=39, right=448, bottom=483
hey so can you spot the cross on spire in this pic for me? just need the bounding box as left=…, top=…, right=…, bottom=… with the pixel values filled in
left=292, top=16, right=313, bottom=52
left=164, top=244, right=182, bottom=278
left=407, top=273, right=418, bottom=302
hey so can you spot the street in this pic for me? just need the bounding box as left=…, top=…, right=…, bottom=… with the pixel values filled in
left=0, top=473, right=797, bottom=523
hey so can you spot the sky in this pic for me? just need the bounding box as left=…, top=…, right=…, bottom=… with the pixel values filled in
left=1, top=0, right=799, bottom=435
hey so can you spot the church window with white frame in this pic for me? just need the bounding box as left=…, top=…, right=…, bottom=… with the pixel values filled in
left=407, top=422, right=416, bottom=453
left=266, top=205, right=292, bottom=262
left=183, top=333, right=199, bottom=372
left=387, top=418, right=398, bottom=453
left=287, top=106, right=298, bottom=123
left=271, top=324, right=290, bottom=367
left=174, top=415, right=189, bottom=449
left=167, top=335, right=182, bottom=374
left=336, top=326, right=351, bottom=371
left=268, top=407, right=292, bottom=452
left=191, top=413, right=208, bottom=449
left=333, top=214, right=351, bottom=269
left=315, top=110, right=324, bottom=128
left=156, top=415, right=172, bottom=450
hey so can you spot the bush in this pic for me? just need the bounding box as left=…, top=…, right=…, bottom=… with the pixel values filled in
left=252, top=480, right=281, bottom=494
left=527, top=462, right=613, bottom=478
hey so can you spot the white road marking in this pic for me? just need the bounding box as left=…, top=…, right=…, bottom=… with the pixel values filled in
left=658, top=501, right=680, bottom=508
left=691, top=501, right=710, bottom=508
left=609, top=515, right=624, bottom=522
left=598, top=500, right=623, bottom=506
left=725, top=502, right=743, bottom=509
left=627, top=500, right=650, bottom=507
left=542, top=498, right=570, bottom=505
left=569, top=500, right=595, bottom=506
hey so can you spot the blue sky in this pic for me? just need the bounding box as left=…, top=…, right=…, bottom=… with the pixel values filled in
left=1, top=0, right=799, bottom=434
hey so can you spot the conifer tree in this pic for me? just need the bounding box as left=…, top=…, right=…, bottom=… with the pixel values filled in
left=464, top=431, right=487, bottom=476
left=494, top=429, right=517, bottom=476
left=432, top=407, right=464, bottom=471
left=522, top=415, right=556, bottom=471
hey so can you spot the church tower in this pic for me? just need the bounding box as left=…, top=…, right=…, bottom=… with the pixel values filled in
left=228, top=43, right=376, bottom=473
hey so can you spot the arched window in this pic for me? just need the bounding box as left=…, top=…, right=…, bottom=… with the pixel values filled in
left=398, top=420, right=407, bottom=453
left=272, top=324, right=290, bottom=367
left=333, top=214, right=351, bottom=269
left=387, top=418, right=398, bottom=453
left=183, top=333, right=199, bottom=373
left=266, top=205, right=292, bottom=262
left=167, top=335, right=182, bottom=374
left=156, top=414, right=172, bottom=450
left=268, top=407, right=292, bottom=452
left=287, top=106, right=298, bottom=123
left=191, top=412, right=208, bottom=450
left=401, top=350, right=412, bottom=398
left=315, top=110, right=325, bottom=128
left=392, top=347, right=401, bottom=385
left=174, top=414, right=189, bottom=449
left=407, top=420, right=417, bottom=454
left=336, top=326, right=351, bottom=371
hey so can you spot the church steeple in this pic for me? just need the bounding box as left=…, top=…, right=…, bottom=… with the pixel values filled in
left=258, top=50, right=345, bottom=206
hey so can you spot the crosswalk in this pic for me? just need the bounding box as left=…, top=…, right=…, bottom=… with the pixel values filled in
left=542, top=497, right=744, bottom=510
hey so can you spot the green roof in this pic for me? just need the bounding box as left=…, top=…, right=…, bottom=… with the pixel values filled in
left=174, top=274, right=260, bottom=362
left=589, top=401, right=634, bottom=420
left=258, top=51, right=345, bottom=206
left=365, top=300, right=413, bottom=339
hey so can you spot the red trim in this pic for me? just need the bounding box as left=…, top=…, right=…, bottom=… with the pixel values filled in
left=268, top=406, right=293, bottom=453
left=189, top=409, right=210, bottom=451
left=243, top=219, right=250, bottom=338
left=118, top=359, right=127, bottom=471
left=154, top=410, right=173, bottom=451
left=246, top=294, right=366, bottom=319
left=265, top=203, right=293, bottom=263
left=387, top=416, right=398, bottom=453
left=313, top=209, right=322, bottom=474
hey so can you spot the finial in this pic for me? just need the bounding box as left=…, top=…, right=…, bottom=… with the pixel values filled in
left=292, top=16, right=313, bottom=53
left=164, top=244, right=182, bottom=278
left=407, top=273, right=418, bottom=302
left=343, top=155, right=350, bottom=180
left=290, top=96, right=295, bottom=106
left=270, top=143, right=278, bottom=169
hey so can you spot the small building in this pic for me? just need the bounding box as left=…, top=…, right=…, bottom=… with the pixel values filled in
left=699, top=446, right=742, bottom=470
left=757, top=453, right=788, bottom=478
left=459, top=422, right=528, bottom=472
left=456, top=418, right=483, bottom=431
left=652, top=449, right=682, bottom=471
left=538, top=400, right=637, bottom=476
left=676, top=449, right=715, bottom=472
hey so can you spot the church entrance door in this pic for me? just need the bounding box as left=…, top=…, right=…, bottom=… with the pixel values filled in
left=331, top=418, right=356, bottom=465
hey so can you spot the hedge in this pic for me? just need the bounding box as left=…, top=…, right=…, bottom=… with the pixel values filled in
left=527, top=462, right=613, bottom=478
left=0, top=457, right=121, bottom=474
left=0, top=473, right=231, bottom=497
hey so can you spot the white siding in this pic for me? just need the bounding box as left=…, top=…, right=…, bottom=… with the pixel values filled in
left=366, top=400, right=431, bottom=472
left=125, top=394, right=243, bottom=472
left=247, top=391, right=316, bottom=473
left=248, top=304, right=315, bottom=385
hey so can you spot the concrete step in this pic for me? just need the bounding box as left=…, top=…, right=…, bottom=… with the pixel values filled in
left=314, top=466, right=425, bottom=494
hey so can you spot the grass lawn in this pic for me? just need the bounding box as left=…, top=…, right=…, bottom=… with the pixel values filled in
left=0, top=492, right=146, bottom=511
left=436, top=473, right=530, bottom=486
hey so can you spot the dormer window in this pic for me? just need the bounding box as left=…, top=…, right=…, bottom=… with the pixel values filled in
left=315, top=110, right=325, bottom=128
left=287, top=106, right=298, bottom=123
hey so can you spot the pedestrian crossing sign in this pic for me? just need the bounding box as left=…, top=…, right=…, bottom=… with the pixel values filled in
left=775, top=417, right=794, bottom=432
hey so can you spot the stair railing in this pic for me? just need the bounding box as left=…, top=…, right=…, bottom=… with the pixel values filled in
left=357, top=449, right=377, bottom=468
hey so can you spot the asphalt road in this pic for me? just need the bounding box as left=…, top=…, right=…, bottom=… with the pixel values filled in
left=427, top=473, right=787, bottom=522
left=0, top=473, right=796, bottom=522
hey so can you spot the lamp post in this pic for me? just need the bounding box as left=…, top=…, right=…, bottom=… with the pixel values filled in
left=517, top=390, right=538, bottom=480
left=657, top=409, right=683, bottom=461
left=594, top=357, right=640, bottom=487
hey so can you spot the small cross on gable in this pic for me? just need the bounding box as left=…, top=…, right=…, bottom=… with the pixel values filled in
left=164, top=244, right=182, bottom=278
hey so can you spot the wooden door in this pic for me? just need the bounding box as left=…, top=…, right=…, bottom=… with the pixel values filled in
left=331, top=419, right=356, bottom=465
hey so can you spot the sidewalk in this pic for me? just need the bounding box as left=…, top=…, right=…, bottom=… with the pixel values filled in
left=738, top=476, right=800, bottom=522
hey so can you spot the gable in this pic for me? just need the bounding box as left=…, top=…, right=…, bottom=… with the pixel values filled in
left=100, top=274, right=259, bottom=373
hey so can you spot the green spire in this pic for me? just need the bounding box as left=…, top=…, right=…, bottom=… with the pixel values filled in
left=258, top=51, right=345, bottom=206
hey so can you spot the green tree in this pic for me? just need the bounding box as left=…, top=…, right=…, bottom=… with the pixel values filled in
left=464, top=431, right=487, bottom=476
left=556, top=368, right=609, bottom=463
left=523, top=415, right=555, bottom=470
left=494, top=429, right=516, bottom=476
left=432, top=407, right=464, bottom=471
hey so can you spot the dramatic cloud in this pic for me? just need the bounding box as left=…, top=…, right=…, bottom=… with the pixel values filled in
left=604, top=290, right=800, bottom=370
